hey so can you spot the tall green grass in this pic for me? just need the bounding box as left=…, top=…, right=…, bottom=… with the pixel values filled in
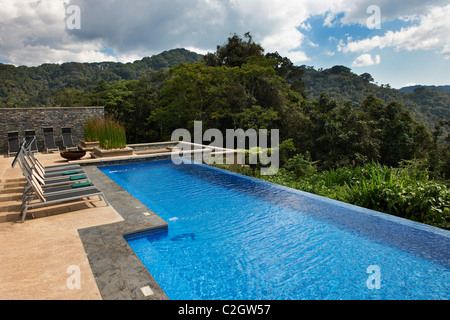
left=97, top=117, right=127, bottom=150
left=83, top=117, right=127, bottom=149
left=82, top=117, right=103, bottom=142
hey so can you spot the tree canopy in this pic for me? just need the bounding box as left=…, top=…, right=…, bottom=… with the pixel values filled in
left=1, top=33, right=448, bottom=176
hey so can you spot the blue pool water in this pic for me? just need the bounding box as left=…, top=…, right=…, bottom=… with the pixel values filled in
left=99, top=160, right=449, bottom=300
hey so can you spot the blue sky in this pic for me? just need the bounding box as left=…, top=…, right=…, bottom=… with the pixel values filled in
left=297, top=11, right=449, bottom=88
left=0, top=0, right=449, bottom=89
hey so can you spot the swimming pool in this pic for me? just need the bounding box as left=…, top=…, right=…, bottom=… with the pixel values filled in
left=99, top=160, right=449, bottom=300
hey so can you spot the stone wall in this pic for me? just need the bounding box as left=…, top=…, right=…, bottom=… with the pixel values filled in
left=0, top=107, right=105, bottom=154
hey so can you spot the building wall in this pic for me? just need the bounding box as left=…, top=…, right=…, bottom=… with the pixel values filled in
left=0, top=107, right=105, bottom=154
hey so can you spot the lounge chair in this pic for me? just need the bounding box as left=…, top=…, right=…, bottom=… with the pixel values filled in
left=15, top=150, right=91, bottom=205
left=62, top=127, right=78, bottom=151
left=7, top=131, right=20, bottom=157
left=19, top=170, right=109, bottom=223
left=29, top=154, right=85, bottom=179
left=42, top=127, right=59, bottom=153
left=12, top=136, right=81, bottom=171
left=38, top=179, right=95, bottom=195
left=9, top=141, right=105, bottom=223
left=24, top=130, right=38, bottom=153
left=11, top=138, right=27, bottom=169
left=18, top=151, right=88, bottom=186
left=15, top=145, right=89, bottom=193
left=23, top=137, right=81, bottom=173
left=21, top=159, right=90, bottom=189
left=21, top=137, right=84, bottom=177
left=21, top=169, right=95, bottom=205
left=38, top=167, right=85, bottom=180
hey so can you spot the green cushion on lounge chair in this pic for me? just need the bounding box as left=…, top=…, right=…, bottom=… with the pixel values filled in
left=72, top=182, right=92, bottom=188
left=62, top=170, right=78, bottom=175
left=70, top=174, right=86, bottom=181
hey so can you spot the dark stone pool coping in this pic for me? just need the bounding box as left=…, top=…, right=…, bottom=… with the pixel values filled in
left=78, top=165, right=169, bottom=300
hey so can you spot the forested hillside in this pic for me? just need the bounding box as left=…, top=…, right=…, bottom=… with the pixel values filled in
left=1, top=33, right=449, bottom=228
left=301, top=66, right=450, bottom=130
left=1, top=46, right=448, bottom=135
left=400, top=85, right=450, bottom=93
left=0, top=48, right=203, bottom=107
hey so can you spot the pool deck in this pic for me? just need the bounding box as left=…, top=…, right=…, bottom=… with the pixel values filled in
left=0, top=152, right=169, bottom=300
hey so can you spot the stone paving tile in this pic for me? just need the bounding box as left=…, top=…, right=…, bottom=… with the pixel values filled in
left=94, top=268, right=133, bottom=300
left=78, top=165, right=169, bottom=300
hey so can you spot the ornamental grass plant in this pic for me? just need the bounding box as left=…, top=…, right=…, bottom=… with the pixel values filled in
left=82, top=117, right=103, bottom=142
left=97, top=117, right=127, bottom=150
left=83, top=117, right=127, bottom=150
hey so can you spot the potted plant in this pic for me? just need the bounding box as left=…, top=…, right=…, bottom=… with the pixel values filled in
left=92, top=117, right=134, bottom=158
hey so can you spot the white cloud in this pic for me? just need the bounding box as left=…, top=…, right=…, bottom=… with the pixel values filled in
left=323, top=12, right=336, bottom=27
left=351, top=54, right=380, bottom=67
left=341, top=4, right=450, bottom=58
left=339, top=0, right=448, bottom=25
left=0, top=0, right=117, bottom=66
left=298, top=22, right=312, bottom=31
left=2, top=0, right=343, bottom=65
left=261, top=26, right=306, bottom=62
left=185, top=46, right=210, bottom=56
left=1, top=0, right=449, bottom=67
left=286, top=51, right=310, bottom=63
left=441, top=43, right=450, bottom=60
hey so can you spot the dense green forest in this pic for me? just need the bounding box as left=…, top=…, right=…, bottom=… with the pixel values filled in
left=399, top=85, right=450, bottom=93
left=301, top=66, right=450, bottom=131
left=1, top=33, right=449, bottom=229
left=0, top=48, right=203, bottom=107
left=1, top=42, right=449, bottom=135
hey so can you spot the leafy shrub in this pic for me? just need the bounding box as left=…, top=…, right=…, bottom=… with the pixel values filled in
left=342, top=164, right=449, bottom=229
left=228, top=160, right=449, bottom=230
left=283, top=152, right=317, bottom=177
